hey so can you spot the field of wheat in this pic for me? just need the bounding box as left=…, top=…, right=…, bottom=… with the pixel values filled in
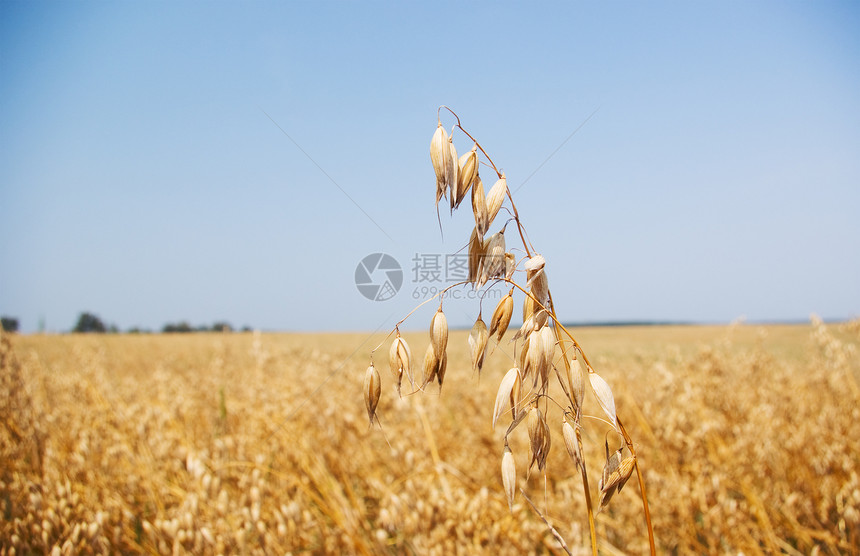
left=1, top=318, right=859, bottom=555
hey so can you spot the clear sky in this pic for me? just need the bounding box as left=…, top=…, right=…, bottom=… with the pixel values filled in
left=1, top=1, right=858, bottom=333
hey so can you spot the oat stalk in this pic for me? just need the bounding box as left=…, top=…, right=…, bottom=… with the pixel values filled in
left=366, top=108, right=654, bottom=555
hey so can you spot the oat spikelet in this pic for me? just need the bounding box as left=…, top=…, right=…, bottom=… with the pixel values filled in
left=493, top=367, right=522, bottom=428
left=597, top=444, right=636, bottom=514
left=525, top=254, right=549, bottom=306
left=430, top=123, right=451, bottom=207
left=501, top=443, right=517, bottom=512
left=447, top=137, right=459, bottom=212
left=589, top=369, right=618, bottom=430
left=364, top=364, right=381, bottom=425
left=482, top=231, right=506, bottom=282
left=527, top=404, right=551, bottom=473
left=489, top=291, right=514, bottom=343
left=430, top=308, right=448, bottom=360
left=468, top=316, right=489, bottom=374
left=569, top=354, right=585, bottom=415
left=388, top=335, right=413, bottom=395
left=562, top=413, right=583, bottom=472
left=528, top=328, right=547, bottom=389
left=538, top=324, right=556, bottom=390
left=485, top=173, right=507, bottom=228
left=471, top=174, right=488, bottom=236
left=455, top=144, right=478, bottom=210
left=468, top=227, right=486, bottom=288
left=420, top=343, right=441, bottom=389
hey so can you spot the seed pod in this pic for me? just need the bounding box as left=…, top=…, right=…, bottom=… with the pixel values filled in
left=501, top=443, right=516, bottom=512
left=468, top=227, right=486, bottom=287
left=523, top=293, right=536, bottom=323
left=468, top=316, right=489, bottom=374
left=430, top=123, right=451, bottom=207
left=421, top=343, right=439, bottom=388
left=493, top=367, right=522, bottom=428
left=526, top=255, right=549, bottom=307
left=527, top=404, right=551, bottom=473
left=447, top=137, right=459, bottom=212
left=430, top=308, right=448, bottom=360
left=519, top=332, right=532, bottom=382
left=589, top=369, right=617, bottom=430
left=388, top=335, right=413, bottom=395
left=364, top=364, right=381, bottom=425
left=471, top=175, right=488, bottom=236
left=562, top=414, right=583, bottom=472
left=455, top=144, right=478, bottom=210
left=597, top=445, right=636, bottom=514
left=483, top=231, right=506, bottom=282
left=528, top=328, right=547, bottom=389
left=485, top=174, right=507, bottom=228
left=569, top=353, right=585, bottom=415
left=538, top=325, right=556, bottom=390
left=436, top=349, right=448, bottom=388
left=489, top=291, right=514, bottom=342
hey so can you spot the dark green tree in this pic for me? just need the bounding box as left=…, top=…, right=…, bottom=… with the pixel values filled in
left=72, top=312, right=107, bottom=333
left=1, top=316, right=19, bottom=332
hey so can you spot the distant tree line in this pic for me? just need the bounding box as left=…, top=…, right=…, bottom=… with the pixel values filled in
left=0, top=313, right=252, bottom=334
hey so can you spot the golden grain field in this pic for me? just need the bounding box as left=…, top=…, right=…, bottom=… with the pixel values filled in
left=2, top=318, right=859, bottom=555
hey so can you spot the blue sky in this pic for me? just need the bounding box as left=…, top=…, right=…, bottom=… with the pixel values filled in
left=1, top=1, right=858, bottom=333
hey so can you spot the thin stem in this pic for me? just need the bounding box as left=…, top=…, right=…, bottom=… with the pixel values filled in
left=520, top=489, right=572, bottom=556
left=618, top=417, right=656, bottom=555
left=369, top=280, right=471, bottom=357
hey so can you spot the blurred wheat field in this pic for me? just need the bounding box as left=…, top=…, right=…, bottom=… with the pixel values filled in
left=2, top=319, right=859, bottom=555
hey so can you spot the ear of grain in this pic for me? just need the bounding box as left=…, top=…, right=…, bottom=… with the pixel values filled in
left=421, top=343, right=439, bottom=389
left=482, top=231, right=506, bottom=282
left=562, top=414, right=583, bottom=472
left=471, top=174, right=488, bottom=236
left=430, top=308, right=448, bottom=359
left=493, top=367, right=522, bottom=429
left=364, top=364, right=381, bottom=425
left=485, top=174, right=507, bottom=227
left=468, top=227, right=485, bottom=288
left=489, top=292, right=514, bottom=343
left=468, top=316, right=489, bottom=374
left=388, top=336, right=413, bottom=395
left=430, top=123, right=450, bottom=207
left=589, top=370, right=618, bottom=430
left=455, top=144, right=478, bottom=210
left=447, top=138, right=459, bottom=213
left=501, top=443, right=517, bottom=512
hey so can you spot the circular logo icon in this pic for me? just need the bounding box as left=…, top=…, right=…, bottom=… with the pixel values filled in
left=355, top=253, right=403, bottom=301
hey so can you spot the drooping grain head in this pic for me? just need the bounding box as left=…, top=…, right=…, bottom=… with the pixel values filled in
left=364, top=364, right=381, bottom=425
left=527, top=404, right=551, bottom=473
left=447, top=137, right=459, bottom=212
left=468, top=316, right=489, bottom=374
left=455, top=144, right=478, bottom=210
left=485, top=174, right=507, bottom=228
left=525, top=255, right=549, bottom=307
left=430, top=123, right=451, bottom=207
left=588, top=370, right=618, bottom=430
left=489, top=291, right=514, bottom=343
left=421, top=343, right=439, bottom=389
left=562, top=413, right=583, bottom=472
left=471, top=174, right=488, bottom=236
left=468, top=227, right=486, bottom=288
left=388, top=335, right=413, bottom=395
left=501, top=443, right=517, bottom=512
left=430, top=308, right=449, bottom=359
left=482, top=231, right=507, bottom=282
left=493, top=367, right=522, bottom=429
